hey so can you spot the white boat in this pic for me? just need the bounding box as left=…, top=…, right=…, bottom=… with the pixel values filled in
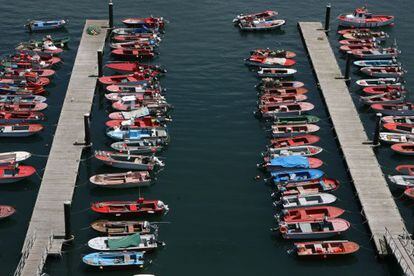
left=354, top=59, right=400, bottom=67
left=0, top=151, right=31, bottom=165
left=388, top=175, right=414, bottom=187
left=88, top=233, right=159, bottom=251
left=275, top=193, right=337, bottom=209
left=264, top=145, right=323, bottom=157
left=356, top=78, right=400, bottom=87
left=279, top=218, right=350, bottom=239
left=90, top=171, right=152, bottom=189
left=94, top=151, right=164, bottom=171
left=379, top=132, right=414, bottom=144
left=257, top=68, right=297, bottom=78
left=239, top=19, right=285, bottom=31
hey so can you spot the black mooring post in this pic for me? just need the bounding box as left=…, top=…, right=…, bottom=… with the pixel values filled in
left=344, top=53, right=352, bottom=81
left=324, top=4, right=331, bottom=32
left=373, top=113, right=382, bottom=146
left=109, top=0, right=114, bottom=29
left=64, top=201, right=72, bottom=241
left=97, top=50, right=103, bottom=77
left=84, top=113, right=91, bottom=146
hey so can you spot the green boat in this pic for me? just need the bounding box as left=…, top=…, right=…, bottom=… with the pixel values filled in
left=23, top=36, right=70, bottom=48
left=272, top=115, right=320, bottom=125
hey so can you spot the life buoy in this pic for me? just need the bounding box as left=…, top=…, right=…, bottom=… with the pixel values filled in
left=280, top=225, right=288, bottom=233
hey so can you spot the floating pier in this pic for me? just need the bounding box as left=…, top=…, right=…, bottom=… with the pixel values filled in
left=14, top=20, right=108, bottom=276
left=298, top=22, right=409, bottom=257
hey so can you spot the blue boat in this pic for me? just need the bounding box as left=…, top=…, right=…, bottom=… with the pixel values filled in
left=25, top=20, right=67, bottom=32
left=264, top=156, right=322, bottom=172
left=82, top=251, right=144, bottom=268
left=106, top=126, right=169, bottom=142
left=270, top=169, right=324, bottom=183
left=353, top=59, right=399, bottom=67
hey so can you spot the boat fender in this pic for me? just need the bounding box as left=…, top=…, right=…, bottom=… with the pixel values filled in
left=279, top=225, right=288, bottom=233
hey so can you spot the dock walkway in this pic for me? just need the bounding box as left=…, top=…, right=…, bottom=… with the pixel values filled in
left=298, top=22, right=406, bottom=256
left=14, top=20, right=108, bottom=276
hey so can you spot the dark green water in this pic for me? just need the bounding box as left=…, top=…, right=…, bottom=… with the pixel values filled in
left=0, top=0, right=412, bottom=275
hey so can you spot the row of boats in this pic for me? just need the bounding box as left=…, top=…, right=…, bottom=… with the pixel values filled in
left=81, top=16, right=170, bottom=270
left=241, top=41, right=359, bottom=258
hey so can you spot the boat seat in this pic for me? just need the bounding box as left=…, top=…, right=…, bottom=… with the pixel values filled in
left=124, top=254, right=131, bottom=263
left=314, top=244, right=324, bottom=253
left=128, top=225, right=135, bottom=233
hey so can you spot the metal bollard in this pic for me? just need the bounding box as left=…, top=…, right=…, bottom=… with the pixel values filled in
left=108, top=0, right=114, bottom=29
left=324, top=4, right=331, bottom=32
left=64, top=201, right=73, bottom=241
left=373, top=113, right=382, bottom=146
left=97, top=50, right=103, bottom=78
left=84, top=113, right=91, bottom=147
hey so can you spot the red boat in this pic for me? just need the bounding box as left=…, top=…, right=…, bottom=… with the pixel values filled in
left=0, top=205, right=15, bottom=219
left=404, top=188, right=414, bottom=200
left=0, top=73, right=50, bottom=87
left=250, top=49, right=296, bottom=59
left=106, top=62, right=166, bottom=74
left=363, top=85, right=404, bottom=95
left=339, top=38, right=378, bottom=45
left=245, top=55, right=296, bottom=67
left=278, top=206, right=344, bottom=222
left=105, top=116, right=161, bottom=128
left=269, top=135, right=320, bottom=148
left=91, top=197, right=169, bottom=216
left=99, top=73, right=154, bottom=85
left=258, top=80, right=304, bottom=90
left=10, top=53, right=61, bottom=66
left=4, top=68, right=55, bottom=78
left=383, top=123, right=414, bottom=134
left=294, top=240, right=359, bottom=258
left=0, top=111, right=44, bottom=123
left=396, top=165, right=414, bottom=176
left=122, top=17, right=166, bottom=29
left=339, top=43, right=376, bottom=52
left=111, top=49, right=156, bottom=59
left=0, top=102, right=47, bottom=112
left=112, top=34, right=160, bottom=42
left=106, top=84, right=161, bottom=94
left=277, top=178, right=340, bottom=196
left=0, top=164, right=36, bottom=183
left=259, top=94, right=307, bottom=105
left=0, top=85, right=46, bottom=95
left=338, top=7, right=394, bottom=28
left=261, top=87, right=309, bottom=96
left=391, top=143, right=414, bottom=156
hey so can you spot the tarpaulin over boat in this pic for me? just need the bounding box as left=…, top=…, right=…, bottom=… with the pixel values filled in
left=121, top=107, right=150, bottom=119
left=108, top=233, right=141, bottom=250
left=270, top=156, right=310, bottom=168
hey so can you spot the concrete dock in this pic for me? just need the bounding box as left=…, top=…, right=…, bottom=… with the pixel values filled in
left=298, top=22, right=406, bottom=256
left=14, top=20, right=108, bottom=276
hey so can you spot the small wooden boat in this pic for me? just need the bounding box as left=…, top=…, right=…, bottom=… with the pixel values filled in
left=388, top=175, right=414, bottom=187
left=270, top=169, right=324, bottom=183
left=106, top=84, right=162, bottom=94
left=122, top=17, right=166, bottom=29
left=383, top=123, right=414, bottom=134
left=90, top=171, right=152, bottom=189
left=260, top=87, right=309, bottom=96
left=338, top=7, right=394, bottom=27
left=350, top=48, right=400, bottom=60
left=251, top=49, right=296, bottom=59
left=0, top=85, right=45, bottom=96
left=0, top=94, right=47, bottom=104
left=105, top=92, right=164, bottom=103
left=339, top=43, right=377, bottom=52
left=272, top=115, right=320, bottom=125
left=278, top=218, right=350, bottom=239
left=294, top=240, right=359, bottom=257
left=275, top=193, right=337, bottom=209
left=271, top=124, right=320, bottom=138
left=25, top=19, right=67, bottom=32
left=404, top=188, right=414, bottom=200
left=0, top=151, right=31, bottom=165
left=105, top=116, right=162, bottom=128
left=396, top=165, right=414, bottom=176
left=0, top=123, right=43, bottom=137
left=340, top=38, right=379, bottom=45
left=277, top=206, right=345, bottom=222
left=0, top=102, right=47, bottom=112
left=108, top=108, right=152, bottom=120
left=372, top=103, right=414, bottom=116
left=360, top=66, right=406, bottom=78
left=91, top=197, right=169, bottom=216
left=110, top=39, right=159, bottom=49
left=3, top=68, right=55, bottom=78
left=391, top=143, right=414, bottom=156
left=99, top=73, right=155, bottom=86
left=257, top=79, right=303, bottom=90
left=82, top=251, right=144, bottom=268
left=245, top=56, right=296, bottom=67
left=15, top=43, right=64, bottom=56
left=262, top=156, right=323, bottom=171
left=356, top=78, right=400, bottom=87
left=342, top=30, right=388, bottom=41
left=106, top=126, right=169, bottom=142
left=111, top=27, right=159, bottom=36
left=25, top=36, right=70, bottom=48
left=269, top=135, right=320, bottom=148
left=0, top=164, right=35, bottom=183
left=111, top=140, right=164, bottom=154
left=264, top=145, right=323, bottom=158
left=112, top=97, right=171, bottom=113
left=111, top=48, right=156, bottom=59
left=379, top=132, right=414, bottom=144
left=259, top=94, right=307, bottom=105
left=106, top=62, right=166, bottom=74
left=257, top=68, right=297, bottom=78
left=360, top=92, right=405, bottom=105
left=238, top=19, right=285, bottom=31
left=91, top=220, right=153, bottom=235
left=363, top=85, right=404, bottom=95
left=112, top=33, right=161, bottom=43
left=0, top=205, right=15, bottom=219
left=382, top=116, right=414, bottom=124
left=0, top=111, right=44, bottom=123
left=233, top=10, right=278, bottom=24
left=354, top=59, right=399, bottom=67
left=88, top=233, right=159, bottom=251
left=276, top=178, right=339, bottom=196
left=259, top=102, right=314, bottom=118
left=94, top=150, right=164, bottom=170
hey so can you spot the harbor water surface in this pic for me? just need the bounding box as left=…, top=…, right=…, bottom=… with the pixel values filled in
left=1, top=0, right=413, bottom=275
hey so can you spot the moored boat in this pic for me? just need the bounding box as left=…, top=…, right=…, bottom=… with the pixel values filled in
left=88, top=233, right=160, bottom=251
left=271, top=124, right=320, bottom=138
left=372, top=103, right=414, bottom=116
left=111, top=48, right=156, bottom=59
left=338, top=7, right=394, bottom=27
left=0, top=123, right=43, bottom=137
left=90, top=171, right=152, bottom=189
left=362, top=85, right=404, bottom=95
left=276, top=178, right=339, bottom=196
left=388, top=175, right=414, bottom=187
left=245, top=56, right=296, bottom=67
left=261, top=156, right=323, bottom=171
left=25, top=19, right=67, bottom=32
left=94, top=150, right=164, bottom=170
left=233, top=10, right=278, bottom=24
left=383, top=122, right=414, bottom=134
left=0, top=164, right=35, bottom=183
left=251, top=49, right=296, bottom=59
left=91, top=197, right=169, bottom=216
left=382, top=116, right=414, bottom=124
left=391, top=143, right=414, bottom=156
left=275, top=193, right=337, bottom=209
left=264, top=145, right=323, bottom=158
left=277, top=206, right=345, bottom=222
left=111, top=140, right=164, bottom=154
left=0, top=111, right=44, bottom=123
left=91, top=220, right=153, bottom=235
left=350, top=48, right=400, bottom=60
left=278, top=218, right=350, bottom=239
left=271, top=115, right=320, bottom=125
left=238, top=19, right=285, bottom=31
left=122, top=17, right=166, bottom=29
left=379, top=132, right=414, bottom=144
left=106, top=62, right=166, bottom=74
left=106, top=126, right=169, bottom=142
left=258, top=102, right=315, bottom=118
left=0, top=205, right=16, bottom=219
left=82, top=251, right=144, bottom=268
left=269, top=134, right=320, bottom=148
left=0, top=151, right=31, bottom=165
left=294, top=240, right=359, bottom=257
left=259, top=94, right=307, bottom=105
left=360, top=92, right=405, bottom=105
left=354, top=59, right=400, bottom=67
left=360, top=66, right=406, bottom=78
left=395, top=165, right=414, bottom=176
left=257, top=68, right=297, bottom=78
left=356, top=78, right=400, bottom=87
left=270, top=169, right=324, bottom=183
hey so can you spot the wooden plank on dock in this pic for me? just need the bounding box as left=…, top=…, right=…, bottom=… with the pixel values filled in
left=298, top=22, right=406, bottom=256
left=15, top=20, right=108, bottom=276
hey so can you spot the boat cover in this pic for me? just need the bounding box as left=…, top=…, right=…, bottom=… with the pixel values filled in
left=108, top=233, right=141, bottom=250
left=270, top=156, right=310, bottom=168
